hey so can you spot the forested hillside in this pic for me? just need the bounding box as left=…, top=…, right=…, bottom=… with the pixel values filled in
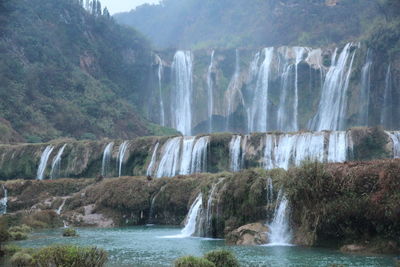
left=115, top=0, right=381, bottom=49
left=0, top=0, right=174, bottom=144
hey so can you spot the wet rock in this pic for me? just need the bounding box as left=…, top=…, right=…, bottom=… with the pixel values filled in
left=340, top=244, right=367, bottom=253
left=226, top=223, right=268, bottom=245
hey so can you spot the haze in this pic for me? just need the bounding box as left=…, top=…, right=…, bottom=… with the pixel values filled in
left=101, top=0, right=160, bottom=14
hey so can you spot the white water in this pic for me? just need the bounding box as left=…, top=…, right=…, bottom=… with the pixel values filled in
left=312, top=43, right=357, bottom=131
left=381, top=65, right=392, bottom=128
left=293, top=47, right=306, bottom=132
left=146, top=143, right=159, bottom=176
left=171, top=51, right=193, bottom=135
left=358, top=49, right=372, bottom=126
left=249, top=48, right=274, bottom=132
left=387, top=131, right=400, bottom=158
left=156, top=55, right=165, bottom=126
left=180, top=194, right=203, bottom=237
left=207, top=51, right=215, bottom=133
left=36, top=145, right=55, bottom=180
left=0, top=186, right=7, bottom=215
left=56, top=198, right=67, bottom=215
left=50, top=144, right=67, bottom=180
left=179, top=137, right=196, bottom=175
left=101, top=142, right=114, bottom=177
left=264, top=131, right=352, bottom=170
left=156, top=137, right=181, bottom=178
left=229, top=135, right=242, bottom=172
left=266, top=192, right=292, bottom=246
left=277, top=48, right=294, bottom=132
left=117, top=141, right=129, bottom=177
left=190, top=136, right=209, bottom=174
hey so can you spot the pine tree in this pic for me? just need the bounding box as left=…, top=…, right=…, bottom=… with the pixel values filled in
left=103, top=7, right=110, bottom=18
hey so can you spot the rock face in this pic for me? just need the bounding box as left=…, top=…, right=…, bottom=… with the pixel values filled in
left=226, top=223, right=269, bottom=245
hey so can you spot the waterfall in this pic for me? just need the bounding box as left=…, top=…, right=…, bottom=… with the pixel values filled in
left=229, top=135, right=242, bottom=172
left=50, top=144, right=67, bottom=180
left=312, top=43, right=357, bottom=131
left=117, top=141, right=129, bottom=177
left=249, top=48, right=274, bottom=132
left=156, top=55, right=165, bottom=126
left=327, top=131, right=349, bottom=163
left=266, top=191, right=292, bottom=246
left=190, top=136, right=209, bottom=174
left=277, top=48, right=294, bottom=132
left=293, top=47, right=306, bottom=132
left=207, top=51, right=215, bottom=133
left=266, top=178, right=274, bottom=206
left=180, top=194, right=203, bottom=237
left=56, top=198, right=67, bottom=215
left=225, top=49, right=242, bottom=131
left=171, top=51, right=193, bottom=135
left=36, top=145, right=55, bottom=180
left=146, top=143, right=159, bottom=176
left=101, top=142, right=114, bottom=177
left=179, top=137, right=196, bottom=175
left=358, top=49, right=373, bottom=126
left=156, top=137, right=182, bottom=178
left=0, top=186, right=7, bottom=215
left=387, top=131, right=400, bottom=158
left=381, top=64, right=392, bottom=129
left=148, top=184, right=167, bottom=225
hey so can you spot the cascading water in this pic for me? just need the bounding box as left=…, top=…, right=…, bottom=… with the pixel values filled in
left=387, top=131, right=400, bottom=158
left=0, top=186, right=7, bottom=215
left=101, top=142, right=114, bottom=177
left=207, top=51, right=215, bottom=133
left=358, top=49, right=373, bottom=126
left=190, top=136, right=209, bottom=174
left=249, top=48, right=274, bottom=132
left=312, top=43, right=357, bottom=131
left=266, top=190, right=292, bottom=246
left=56, top=198, right=67, bottom=215
left=36, top=145, right=55, bottom=180
left=156, top=55, right=165, bottom=126
left=327, top=131, right=349, bottom=163
left=229, top=135, right=242, bottom=172
left=293, top=47, right=306, bottom=132
left=171, top=51, right=193, bottom=135
left=381, top=64, right=393, bottom=129
left=50, top=144, right=67, bottom=180
left=146, top=143, right=160, bottom=176
left=180, top=194, right=202, bottom=237
left=117, top=141, right=129, bottom=177
left=156, top=137, right=182, bottom=178
left=148, top=184, right=167, bottom=225
left=179, top=137, right=196, bottom=175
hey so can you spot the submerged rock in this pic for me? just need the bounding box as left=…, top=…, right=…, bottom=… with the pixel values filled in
left=226, top=223, right=268, bottom=245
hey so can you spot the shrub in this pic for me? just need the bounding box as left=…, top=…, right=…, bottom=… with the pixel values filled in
left=9, top=231, right=28, bottom=241
left=204, top=250, right=240, bottom=267
left=9, top=225, right=32, bottom=234
left=10, top=252, right=34, bottom=267
left=33, top=245, right=108, bottom=267
left=174, top=256, right=216, bottom=267
left=4, top=245, right=22, bottom=256
left=63, top=228, right=78, bottom=237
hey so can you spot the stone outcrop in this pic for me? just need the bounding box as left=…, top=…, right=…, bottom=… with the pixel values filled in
left=226, top=223, right=268, bottom=245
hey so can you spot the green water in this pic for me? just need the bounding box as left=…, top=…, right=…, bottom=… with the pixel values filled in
left=10, top=226, right=395, bottom=267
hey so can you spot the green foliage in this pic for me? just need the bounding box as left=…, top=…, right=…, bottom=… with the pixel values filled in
left=174, top=256, right=216, bottom=267
left=63, top=228, right=78, bottom=237
left=9, top=231, right=28, bottom=241
left=10, top=252, right=34, bottom=267
left=204, top=250, right=240, bottom=267
left=33, top=245, right=108, bottom=267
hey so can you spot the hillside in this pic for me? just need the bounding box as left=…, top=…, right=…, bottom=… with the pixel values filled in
left=0, top=0, right=175, bottom=144
left=115, top=0, right=380, bottom=49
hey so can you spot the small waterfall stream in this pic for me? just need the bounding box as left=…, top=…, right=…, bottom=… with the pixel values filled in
left=146, top=143, right=160, bottom=176
left=381, top=65, right=393, bottom=129
left=117, top=141, right=129, bottom=177
left=229, top=135, right=242, bottom=172
left=56, top=198, right=67, bottom=215
left=101, top=142, right=114, bottom=177
left=207, top=51, right=215, bottom=132
left=155, top=55, right=165, bottom=126
left=180, top=194, right=202, bottom=237
left=50, top=144, right=67, bottom=179
left=266, top=192, right=292, bottom=246
left=37, top=145, right=55, bottom=180
left=0, top=186, right=8, bottom=215
left=358, top=49, right=373, bottom=126
left=387, top=131, right=400, bottom=158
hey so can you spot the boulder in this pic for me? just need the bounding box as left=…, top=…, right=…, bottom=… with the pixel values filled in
left=340, top=244, right=367, bottom=253
left=226, top=223, right=268, bottom=245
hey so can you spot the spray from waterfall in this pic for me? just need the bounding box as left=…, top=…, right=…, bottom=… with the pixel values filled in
left=37, top=145, right=55, bottom=180
left=117, top=141, right=129, bottom=177
left=207, top=51, right=215, bottom=133
left=50, top=144, right=67, bottom=180
left=171, top=51, right=193, bottom=135
left=101, top=142, right=114, bottom=177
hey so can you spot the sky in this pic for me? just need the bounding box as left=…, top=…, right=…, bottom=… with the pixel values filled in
left=101, top=0, right=161, bottom=14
